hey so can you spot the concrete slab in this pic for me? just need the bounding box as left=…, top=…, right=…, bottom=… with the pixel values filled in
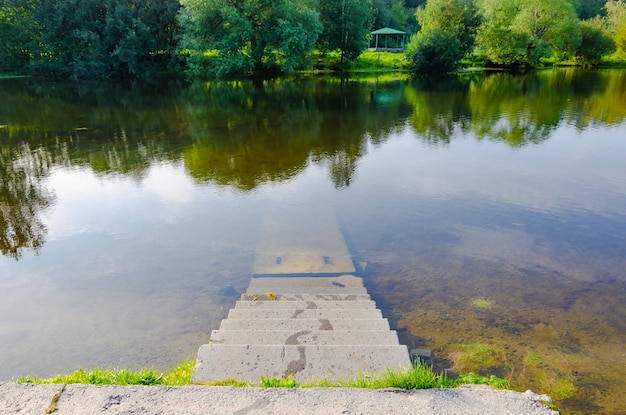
left=192, top=344, right=411, bottom=383
left=249, top=275, right=364, bottom=289
left=245, top=287, right=368, bottom=295
left=240, top=294, right=372, bottom=302
left=0, top=383, right=561, bottom=415
left=208, top=330, right=401, bottom=345
left=234, top=300, right=377, bottom=310
left=219, top=318, right=391, bottom=331
left=253, top=206, right=356, bottom=275
left=227, top=308, right=382, bottom=320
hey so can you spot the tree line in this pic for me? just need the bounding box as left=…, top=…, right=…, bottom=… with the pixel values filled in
left=407, top=0, right=626, bottom=74
left=0, top=0, right=625, bottom=79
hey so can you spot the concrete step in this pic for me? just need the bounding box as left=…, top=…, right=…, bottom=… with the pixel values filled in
left=208, top=330, right=401, bottom=345
left=245, top=287, right=368, bottom=295
left=234, top=300, right=377, bottom=310
left=240, top=293, right=371, bottom=302
left=253, top=205, right=356, bottom=276
left=227, top=308, right=382, bottom=320
left=219, top=318, right=391, bottom=331
left=192, top=344, right=411, bottom=383
left=248, top=275, right=364, bottom=289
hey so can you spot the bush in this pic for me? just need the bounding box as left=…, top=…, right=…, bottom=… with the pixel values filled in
left=406, top=30, right=461, bottom=76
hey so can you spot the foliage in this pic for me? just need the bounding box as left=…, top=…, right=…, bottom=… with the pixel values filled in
left=405, top=0, right=479, bottom=74
left=606, top=0, right=626, bottom=53
left=0, top=0, right=39, bottom=73
left=317, top=0, right=374, bottom=65
left=575, top=17, right=617, bottom=65
left=575, top=0, right=608, bottom=19
left=177, top=0, right=322, bottom=78
left=18, top=361, right=195, bottom=386
left=29, top=0, right=180, bottom=79
left=475, top=0, right=582, bottom=66
left=372, top=0, right=420, bottom=33
left=415, top=0, right=481, bottom=56
left=406, top=29, right=461, bottom=75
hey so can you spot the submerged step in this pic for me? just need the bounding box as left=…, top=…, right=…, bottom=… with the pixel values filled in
left=240, top=293, right=372, bottom=301
left=234, top=300, right=377, bottom=310
left=253, top=206, right=356, bottom=276
left=208, top=330, right=401, bottom=345
left=248, top=275, right=364, bottom=289
left=219, top=318, right=391, bottom=331
left=227, top=308, right=382, bottom=320
left=245, top=287, right=368, bottom=295
left=192, top=344, right=411, bottom=383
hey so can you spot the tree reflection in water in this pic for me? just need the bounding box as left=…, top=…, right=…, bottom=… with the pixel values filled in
left=0, top=142, right=54, bottom=259
left=0, top=69, right=625, bottom=259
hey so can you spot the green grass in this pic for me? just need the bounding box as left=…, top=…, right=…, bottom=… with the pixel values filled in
left=350, top=51, right=408, bottom=71
left=18, top=360, right=195, bottom=386
left=17, top=360, right=508, bottom=391
left=307, top=50, right=408, bottom=72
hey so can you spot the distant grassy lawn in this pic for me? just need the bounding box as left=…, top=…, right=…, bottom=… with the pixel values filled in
left=350, top=51, right=408, bottom=71
left=308, top=50, right=408, bottom=72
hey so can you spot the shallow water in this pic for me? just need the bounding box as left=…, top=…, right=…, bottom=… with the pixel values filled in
left=0, top=69, right=625, bottom=413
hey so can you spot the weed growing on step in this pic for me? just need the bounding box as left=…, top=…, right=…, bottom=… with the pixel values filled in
left=261, top=374, right=298, bottom=387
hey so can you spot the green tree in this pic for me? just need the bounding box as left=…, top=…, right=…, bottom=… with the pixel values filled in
left=0, top=0, right=38, bottom=73
left=372, top=0, right=417, bottom=32
left=475, top=0, right=582, bottom=66
left=31, top=0, right=108, bottom=78
left=178, top=0, right=322, bottom=78
left=104, top=0, right=180, bottom=79
left=317, top=0, right=374, bottom=64
left=405, top=0, right=479, bottom=74
left=575, top=17, right=616, bottom=65
left=30, top=0, right=179, bottom=79
left=606, top=0, right=626, bottom=52
left=414, top=0, right=480, bottom=56
left=574, top=0, right=607, bottom=19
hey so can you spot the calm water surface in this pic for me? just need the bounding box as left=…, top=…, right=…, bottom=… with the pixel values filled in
left=1, top=69, right=625, bottom=414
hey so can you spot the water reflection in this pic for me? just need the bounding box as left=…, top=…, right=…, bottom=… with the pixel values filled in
left=0, top=142, right=54, bottom=259
left=0, top=70, right=625, bottom=414
left=1, top=70, right=625, bottom=257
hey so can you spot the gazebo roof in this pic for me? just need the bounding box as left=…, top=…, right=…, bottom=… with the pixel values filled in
left=371, top=27, right=406, bottom=35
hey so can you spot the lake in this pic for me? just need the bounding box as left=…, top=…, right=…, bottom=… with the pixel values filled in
left=1, top=69, right=625, bottom=414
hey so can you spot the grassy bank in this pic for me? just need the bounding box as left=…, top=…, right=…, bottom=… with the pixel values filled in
left=18, top=361, right=508, bottom=390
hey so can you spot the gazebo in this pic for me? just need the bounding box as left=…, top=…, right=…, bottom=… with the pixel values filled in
left=369, top=27, right=407, bottom=52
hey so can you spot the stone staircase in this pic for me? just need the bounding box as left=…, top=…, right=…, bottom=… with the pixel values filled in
left=191, top=205, right=411, bottom=383
left=191, top=274, right=411, bottom=383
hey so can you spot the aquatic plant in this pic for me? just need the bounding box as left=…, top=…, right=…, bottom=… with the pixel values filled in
left=450, top=342, right=508, bottom=376
left=471, top=298, right=492, bottom=309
